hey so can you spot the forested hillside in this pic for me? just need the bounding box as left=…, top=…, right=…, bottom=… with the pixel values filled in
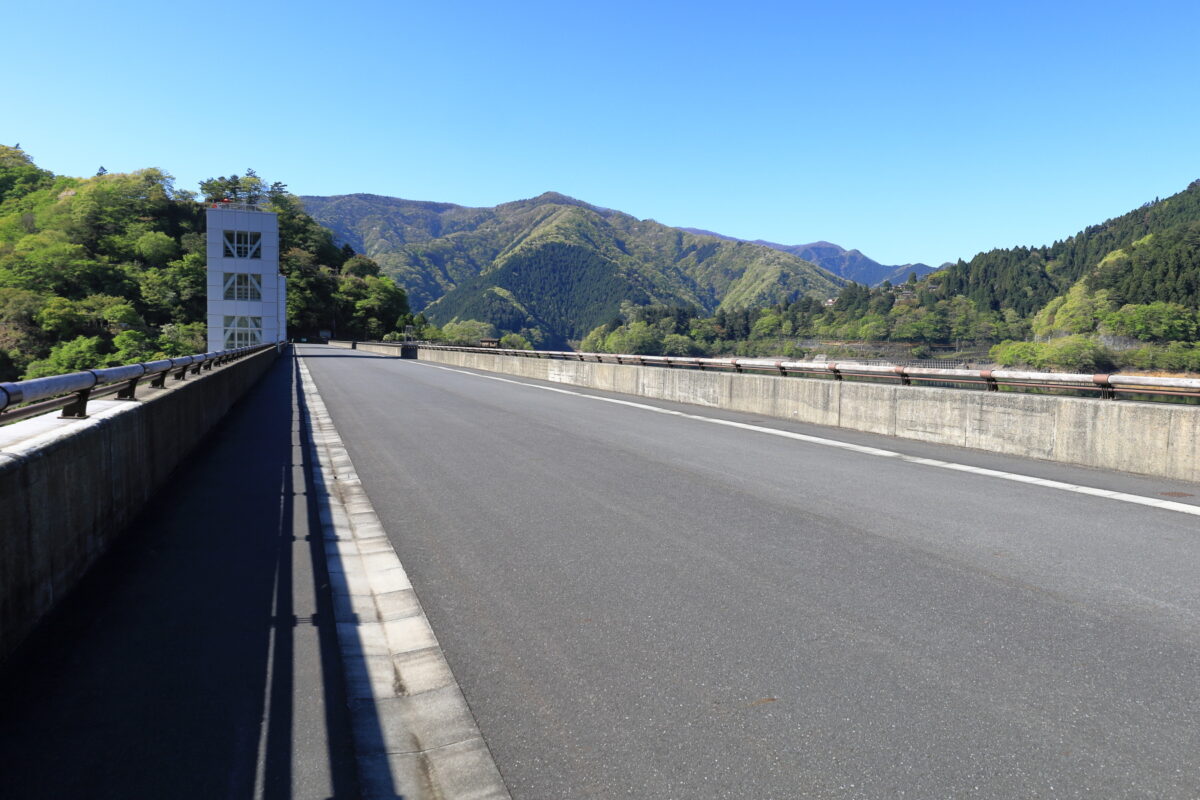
left=302, top=191, right=844, bottom=348
left=581, top=181, right=1200, bottom=372
left=679, top=230, right=940, bottom=286
left=933, top=182, right=1200, bottom=315
left=0, top=149, right=410, bottom=381
left=12, top=142, right=1189, bottom=375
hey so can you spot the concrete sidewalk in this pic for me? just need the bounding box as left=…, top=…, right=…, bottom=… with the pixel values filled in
left=0, top=352, right=359, bottom=799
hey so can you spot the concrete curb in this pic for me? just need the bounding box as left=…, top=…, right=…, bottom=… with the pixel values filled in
left=296, top=357, right=510, bottom=800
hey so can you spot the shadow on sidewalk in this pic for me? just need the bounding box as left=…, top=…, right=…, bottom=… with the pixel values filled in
left=0, top=353, right=366, bottom=799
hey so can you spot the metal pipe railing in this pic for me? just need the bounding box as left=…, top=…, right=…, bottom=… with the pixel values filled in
left=0, top=343, right=279, bottom=424
left=405, top=343, right=1200, bottom=401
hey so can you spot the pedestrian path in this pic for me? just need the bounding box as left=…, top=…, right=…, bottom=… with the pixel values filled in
left=0, top=354, right=360, bottom=799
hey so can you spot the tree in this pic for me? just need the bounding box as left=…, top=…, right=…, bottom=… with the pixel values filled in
left=1031, top=281, right=1110, bottom=339
left=944, top=295, right=982, bottom=345
left=108, top=330, right=156, bottom=364
left=661, top=333, right=701, bottom=356
left=133, top=231, right=177, bottom=265
left=1103, top=302, right=1197, bottom=342
left=499, top=332, right=533, bottom=350
left=22, top=335, right=106, bottom=378
left=135, top=253, right=206, bottom=325
left=334, top=274, right=409, bottom=339
left=238, top=168, right=265, bottom=204
left=65, top=169, right=180, bottom=257
left=750, top=311, right=782, bottom=339
left=199, top=174, right=243, bottom=203
left=35, top=297, right=86, bottom=338
left=1, top=231, right=129, bottom=298
left=441, top=319, right=496, bottom=344
left=156, top=322, right=206, bottom=356
left=0, top=288, right=48, bottom=380
left=1042, top=335, right=1114, bottom=372
left=605, top=321, right=661, bottom=354
left=856, top=313, right=890, bottom=341
left=283, top=248, right=339, bottom=336
left=579, top=324, right=608, bottom=352
left=0, top=145, right=54, bottom=204
left=341, top=255, right=381, bottom=278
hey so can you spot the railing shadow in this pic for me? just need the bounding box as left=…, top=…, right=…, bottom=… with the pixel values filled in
left=293, top=356, right=401, bottom=798
left=0, top=351, right=365, bottom=798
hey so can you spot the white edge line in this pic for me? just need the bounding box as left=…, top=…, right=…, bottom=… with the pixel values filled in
left=297, top=357, right=511, bottom=800
left=411, top=360, right=1200, bottom=519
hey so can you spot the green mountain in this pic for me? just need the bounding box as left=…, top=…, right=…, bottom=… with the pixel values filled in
left=931, top=181, right=1200, bottom=315
left=780, top=242, right=939, bottom=287
left=679, top=230, right=940, bottom=286
left=301, top=192, right=843, bottom=347
left=704, top=178, right=1200, bottom=372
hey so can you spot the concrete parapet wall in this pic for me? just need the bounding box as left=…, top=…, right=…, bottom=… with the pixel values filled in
left=418, top=348, right=1200, bottom=483
left=0, top=347, right=279, bottom=665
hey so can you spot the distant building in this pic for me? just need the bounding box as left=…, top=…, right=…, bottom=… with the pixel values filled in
left=205, top=201, right=287, bottom=351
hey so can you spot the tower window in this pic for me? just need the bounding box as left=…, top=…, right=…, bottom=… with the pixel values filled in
left=222, top=230, right=262, bottom=259
left=223, top=272, right=263, bottom=301
left=223, top=315, right=262, bottom=348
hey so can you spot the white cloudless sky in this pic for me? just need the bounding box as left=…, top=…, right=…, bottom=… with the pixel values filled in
left=5, top=0, right=1198, bottom=266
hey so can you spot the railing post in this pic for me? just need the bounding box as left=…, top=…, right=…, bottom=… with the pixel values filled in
left=1093, top=374, right=1116, bottom=399
left=980, top=370, right=998, bottom=392
left=60, top=387, right=92, bottom=418
left=117, top=377, right=141, bottom=400
left=894, top=365, right=911, bottom=386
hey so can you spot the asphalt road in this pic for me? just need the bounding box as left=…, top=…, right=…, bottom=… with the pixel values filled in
left=308, top=345, right=1200, bottom=799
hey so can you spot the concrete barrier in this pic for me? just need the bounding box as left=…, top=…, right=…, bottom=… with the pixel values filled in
left=0, top=346, right=280, bottom=665
left=327, top=340, right=416, bottom=358
left=416, top=347, right=1200, bottom=483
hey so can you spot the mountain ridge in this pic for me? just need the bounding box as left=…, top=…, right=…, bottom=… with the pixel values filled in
left=678, top=228, right=940, bottom=286
left=301, top=191, right=845, bottom=347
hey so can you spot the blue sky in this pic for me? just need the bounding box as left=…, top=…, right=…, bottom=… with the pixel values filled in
left=5, top=0, right=1198, bottom=266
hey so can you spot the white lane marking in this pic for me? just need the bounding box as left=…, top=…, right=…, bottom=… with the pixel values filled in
left=411, top=360, right=1200, bottom=518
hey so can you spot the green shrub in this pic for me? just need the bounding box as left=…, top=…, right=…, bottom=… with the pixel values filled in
left=499, top=332, right=533, bottom=350
left=1041, top=335, right=1114, bottom=372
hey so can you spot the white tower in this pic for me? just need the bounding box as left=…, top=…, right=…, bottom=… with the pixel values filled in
left=205, top=201, right=287, bottom=351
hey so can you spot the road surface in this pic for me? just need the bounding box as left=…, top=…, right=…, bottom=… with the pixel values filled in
left=300, top=345, right=1200, bottom=799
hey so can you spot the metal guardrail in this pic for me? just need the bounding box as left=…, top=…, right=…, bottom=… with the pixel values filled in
left=206, top=200, right=268, bottom=212
left=407, top=343, right=1200, bottom=401
left=0, top=343, right=278, bottom=425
